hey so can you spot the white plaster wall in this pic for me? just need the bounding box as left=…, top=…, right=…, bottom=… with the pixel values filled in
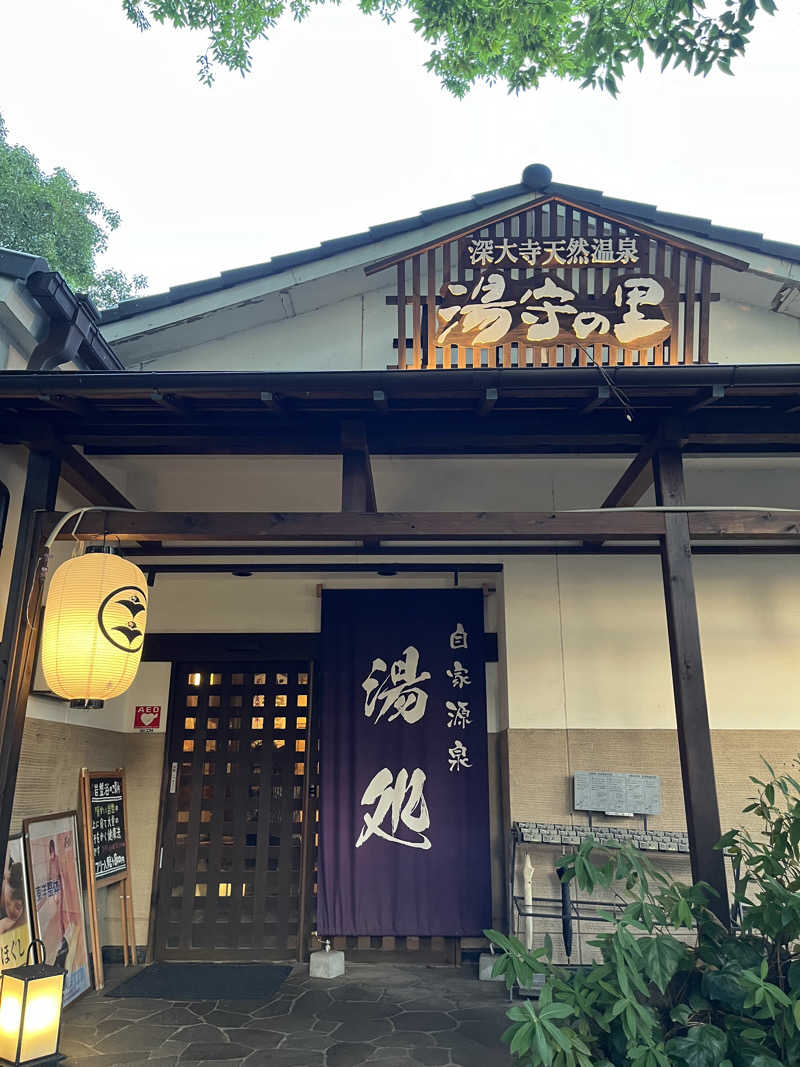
left=119, top=280, right=403, bottom=374
left=89, top=452, right=800, bottom=514
left=100, top=454, right=342, bottom=512
left=105, top=661, right=172, bottom=733
left=133, top=292, right=373, bottom=373
left=709, top=298, right=800, bottom=365
left=500, top=553, right=800, bottom=733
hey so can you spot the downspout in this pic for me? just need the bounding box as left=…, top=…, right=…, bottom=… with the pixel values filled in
left=25, top=271, right=124, bottom=371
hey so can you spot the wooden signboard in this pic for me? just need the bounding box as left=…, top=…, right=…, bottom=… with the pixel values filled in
left=87, top=773, right=128, bottom=885
left=367, top=193, right=747, bottom=371
left=79, top=769, right=136, bottom=989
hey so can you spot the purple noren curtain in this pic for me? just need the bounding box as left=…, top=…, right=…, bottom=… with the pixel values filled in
left=317, top=588, right=491, bottom=937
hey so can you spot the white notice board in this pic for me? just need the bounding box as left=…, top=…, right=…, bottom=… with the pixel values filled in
left=573, top=771, right=661, bottom=815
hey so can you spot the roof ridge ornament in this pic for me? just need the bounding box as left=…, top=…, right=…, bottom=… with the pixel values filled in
left=521, top=164, right=552, bottom=191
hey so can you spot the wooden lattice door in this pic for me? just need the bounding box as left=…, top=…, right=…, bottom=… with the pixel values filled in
left=155, top=662, right=317, bottom=961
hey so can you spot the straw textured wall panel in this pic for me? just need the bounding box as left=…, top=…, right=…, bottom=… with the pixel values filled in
left=10, top=717, right=165, bottom=947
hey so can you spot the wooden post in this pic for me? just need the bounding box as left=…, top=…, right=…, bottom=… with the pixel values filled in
left=0, top=449, right=61, bottom=875
left=79, top=770, right=105, bottom=989
left=653, top=445, right=730, bottom=927
left=120, top=768, right=138, bottom=965
left=120, top=887, right=129, bottom=966
left=296, top=664, right=316, bottom=962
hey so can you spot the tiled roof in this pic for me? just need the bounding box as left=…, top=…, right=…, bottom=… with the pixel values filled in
left=99, top=176, right=800, bottom=325
left=0, top=248, right=50, bottom=279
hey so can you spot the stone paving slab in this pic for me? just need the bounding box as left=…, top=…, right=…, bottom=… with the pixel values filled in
left=59, top=961, right=513, bottom=1066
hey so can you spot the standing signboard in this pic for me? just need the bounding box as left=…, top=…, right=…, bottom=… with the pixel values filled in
left=23, top=811, right=91, bottom=1006
left=79, top=770, right=136, bottom=989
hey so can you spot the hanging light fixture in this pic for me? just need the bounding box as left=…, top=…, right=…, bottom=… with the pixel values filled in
left=0, top=939, right=65, bottom=1065
left=41, top=546, right=148, bottom=702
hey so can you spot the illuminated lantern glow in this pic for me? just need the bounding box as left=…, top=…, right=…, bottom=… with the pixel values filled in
left=41, top=550, right=148, bottom=701
left=0, top=941, right=65, bottom=1064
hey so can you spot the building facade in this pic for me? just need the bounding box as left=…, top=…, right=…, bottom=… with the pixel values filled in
left=1, top=166, right=800, bottom=969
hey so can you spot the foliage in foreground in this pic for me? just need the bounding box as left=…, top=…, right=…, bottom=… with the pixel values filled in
left=0, top=115, right=145, bottom=309
left=121, top=0, right=777, bottom=96
left=486, top=759, right=800, bottom=1067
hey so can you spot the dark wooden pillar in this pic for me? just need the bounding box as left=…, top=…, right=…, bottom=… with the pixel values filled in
left=654, top=445, right=729, bottom=926
left=0, top=449, right=61, bottom=873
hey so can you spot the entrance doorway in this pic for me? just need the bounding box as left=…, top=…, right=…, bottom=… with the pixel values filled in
left=155, top=661, right=317, bottom=961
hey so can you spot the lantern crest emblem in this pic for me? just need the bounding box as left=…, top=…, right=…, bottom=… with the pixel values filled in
left=98, top=586, right=148, bottom=653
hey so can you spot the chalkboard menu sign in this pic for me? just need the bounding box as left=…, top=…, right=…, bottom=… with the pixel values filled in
left=87, top=773, right=127, bottom=882
left=79, top=768, right=136, bottom=991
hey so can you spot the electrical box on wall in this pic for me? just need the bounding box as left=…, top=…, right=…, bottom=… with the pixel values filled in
left=573, top=771, right=661, bottom=817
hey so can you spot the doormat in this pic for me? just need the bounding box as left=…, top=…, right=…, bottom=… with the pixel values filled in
left=105, top=962, right=292, bottom=1000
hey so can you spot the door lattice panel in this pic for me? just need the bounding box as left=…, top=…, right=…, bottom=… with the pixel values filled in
left=157, top=662, right=315, bottom=960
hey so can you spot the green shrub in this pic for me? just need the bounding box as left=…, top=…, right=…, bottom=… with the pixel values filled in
left=486, top=760, right=800, bottom=1067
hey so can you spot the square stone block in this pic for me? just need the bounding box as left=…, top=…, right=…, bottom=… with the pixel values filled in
left=310, top=949, right=345, bottom=979
left=479, top=953, right=505, bottom=982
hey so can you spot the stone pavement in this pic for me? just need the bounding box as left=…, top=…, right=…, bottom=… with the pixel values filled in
left=60, top=961, right=514, bottom=1066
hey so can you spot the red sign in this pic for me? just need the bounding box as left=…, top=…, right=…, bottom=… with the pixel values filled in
left=134, top=705, right=161, bottom=730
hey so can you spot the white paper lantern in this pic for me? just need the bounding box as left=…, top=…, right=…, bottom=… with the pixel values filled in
left=41, top=550, right=148, bottom=701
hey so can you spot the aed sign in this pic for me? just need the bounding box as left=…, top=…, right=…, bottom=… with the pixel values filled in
left=134, top=705, right=162, bottom=731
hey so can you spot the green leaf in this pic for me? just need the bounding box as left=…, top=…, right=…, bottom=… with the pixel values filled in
left=506, top=1003, right=530, bottom=1022
left=702, top=969, right=747, bottom=1011
left=541, top=1018, right=572, bottom=1052
left=689, top=992, right=712, bottom=1013
left=510, top=1020, right=534, bottom=1056
left=671, top=1003, right=692, bottom=1025
left=641, top=936, right=688, bottom=993
left=666, top=1023, right=728, bottom=1067
left=534, top=1020, right=554, bottom=1066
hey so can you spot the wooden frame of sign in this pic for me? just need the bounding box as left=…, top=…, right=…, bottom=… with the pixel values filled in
left=79, top=769, right=136, bottom=989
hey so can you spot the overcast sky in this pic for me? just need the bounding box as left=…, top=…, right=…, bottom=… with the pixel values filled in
left=1, top=0, right=798, bottom=297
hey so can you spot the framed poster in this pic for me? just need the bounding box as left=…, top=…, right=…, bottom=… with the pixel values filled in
left=0, top=834, right=33, bottom=972
left=23, top=812, right=91, bottom=1006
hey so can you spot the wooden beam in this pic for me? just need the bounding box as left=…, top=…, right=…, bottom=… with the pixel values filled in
left=151, top=390, right=193, bottom=416
left=478, top=387, right=498, bottom=417
left=0, top=450, right=61, bottom=883
left=683, top=383, right=726, bottom=414
left=581, top=386, right=610, bottom=415
left=584, top=438, right=656, bottom=548
left=56, top=447, right=162, bottom=551
left=58, top=445, right=134, bottom=509
left=259, top=391, right=284, bottom=414
left=39, top=393, right=95, bottom=418
left=654, top=446, right=729, bottom=927
left=45, top=509, right=800, bottom=543
left=602, top=443, right=657, bottom=508
left=340, top=421, right=377, bottom=514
